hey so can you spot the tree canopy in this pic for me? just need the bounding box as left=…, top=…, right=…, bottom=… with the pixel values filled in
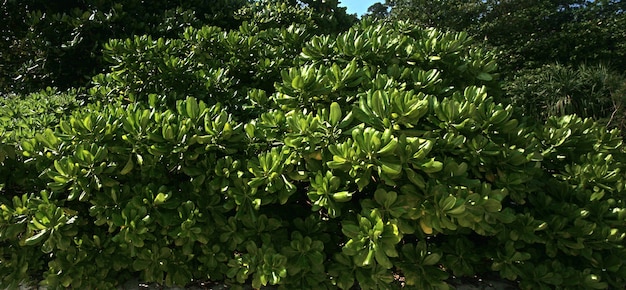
left=369, top=0, right=626, bottom=72
left=0, top=0, right=356, bottom=94
left=368, top=0, right=626, bottom=126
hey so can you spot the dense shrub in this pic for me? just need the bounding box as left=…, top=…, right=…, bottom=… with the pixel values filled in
left=1, top=19, right=625, bottom=290
left=505, top=63, right=626, bottom=129
left=0, top=88, right=82, bottom=142
left=89, top=22, right=315, bottom=114
left=88, top=0, right=356, bottom=111
left=0, top=88, right=82, bottom=195
left=0, top=89, right=82, bottom=289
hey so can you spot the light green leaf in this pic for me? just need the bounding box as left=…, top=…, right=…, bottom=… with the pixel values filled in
left=330, top=102, right=342, bottom=126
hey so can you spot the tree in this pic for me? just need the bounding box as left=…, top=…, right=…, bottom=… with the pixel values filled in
left=235, top=0, right=356, bottom=34
left=365, top=2, right=390, bottom=19
left=369, top=0, right=486, bottom=32
left=476, top=0, right=626, bottom=72
left=0, top=0, right=252, bottom=94
left=374, top=0, right=626, bottom=72
left=372, top=0, right=626, bottom=125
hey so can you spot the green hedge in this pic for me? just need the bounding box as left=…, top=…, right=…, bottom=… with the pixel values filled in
left=1, top=20, right=625, bottom=290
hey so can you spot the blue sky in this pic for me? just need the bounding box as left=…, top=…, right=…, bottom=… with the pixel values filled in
left=339, top=0, right=381, bottom=16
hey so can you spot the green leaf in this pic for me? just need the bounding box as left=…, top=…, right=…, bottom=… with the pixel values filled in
left=374, top=189, right=398, bottom=209
left=406, top=168, right=426, bottom=189
left=423, top=253, right=441, bottom=266
left=371, top=90, right=386, bottom=117
left=291, top=75, right=305, bottom=90
left=119, top=156, right=134, bottom=175
left=341, top=223, right=360, bottom=238
left=377, top=139, right=398, bottom=155
left=333, top=191, right=353, bottom=202
left=53, top=160, right=67, bottom=176
left=477, top=72, right=493, bottom=81
left=380, top=160, right=402, bottom=176
left=24, top=230, right=49, bottom=245
left=154, top=193, right=169, bottom=205
left=375, top=247, right=393, bottom=269
left=330, top=102, right=342, bottom=126
left=244, top=123, right=256, bottom=139
left=440, top=196, right=456, bottom=211
left=418, top=158, right=443, bottom=173
left=186, top=97, right=200, bottom=119
left=133, top=259, right=151, bottom=271
left=482, top=199, right=502, bottom=212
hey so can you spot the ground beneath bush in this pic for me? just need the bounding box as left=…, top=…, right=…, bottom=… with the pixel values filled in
left=18, top=273, right=519, bottom=289
left=113, top=276, right=519, bottom=290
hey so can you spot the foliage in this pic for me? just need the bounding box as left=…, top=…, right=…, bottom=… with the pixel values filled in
left=235, top=0, right=356, bottom=33
left=370, top=0, right=626, bottom=125
left=0, top=0, right=251, bottom=93
left=0, top=88, right=82, bottom=142
left=0, top=88, right=82, bottom=196
left=505, top=63, right=626, bottom=127
left=89, top=23, right=315, bottom=119
left=0, top=0, right=356, bottom=95
left=372, top=0, right=485, bottom=32
left=365, top=2, right=391, bottom=19
left=1, top=18, right=626, bottom=290
left=373, top=0, right=626, bottom=72
left=476, top=0, right=626, bottom=73
left=87, top=1, right=351, bottom=117
left=0, top=88, right=82, bottom=289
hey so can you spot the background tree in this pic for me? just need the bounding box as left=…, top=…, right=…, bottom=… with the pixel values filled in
left=383, top=0, right=485, bottom=32
left=477, top=0, right=626, bottom=123
left=0, top=0, right=356, bottom=95
left=476, top=0, right=626, bottom=72
left=365, top=2, right=390, bottom=19
left=369, top=0, right=626, bottom=124
left=235, top=0, right=356, bottom=34
left=372, top=0, right=626, bottom=72
left=505, top=63, right=626, bottom=126
left=0, top=0, right=252, bottom=94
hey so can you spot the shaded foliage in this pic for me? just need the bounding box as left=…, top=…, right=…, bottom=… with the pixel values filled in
left=506, top=64, right=626, bottom=124
left=371, top=0, right=626, bottom=72
left=0, top=0, right=252, bottom=93
left=0, top=0, right=357, bottom=94
left=369, top=0, right=626, bottom=125
left=366, top=2, right=391, bottom=19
